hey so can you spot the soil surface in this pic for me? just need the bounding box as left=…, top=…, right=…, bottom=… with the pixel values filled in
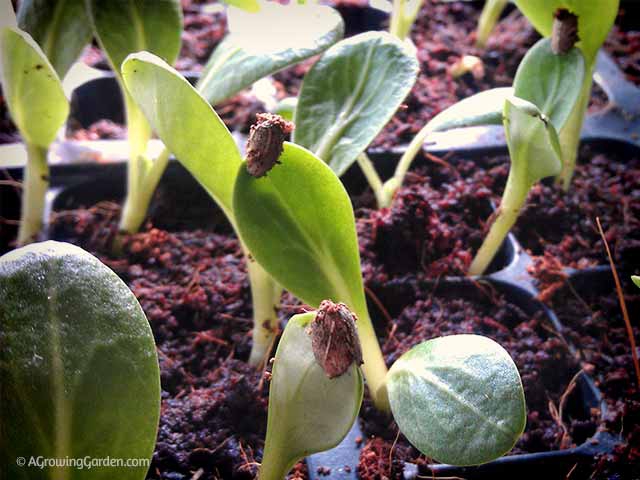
left=545, top=273, right=640, bottom=480
left=512, top=144, right=640, bottom=271
left=357, top=279, right=598, bottom=478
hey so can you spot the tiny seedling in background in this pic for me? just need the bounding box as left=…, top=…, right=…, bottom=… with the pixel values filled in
left=85, top=0, right=183, bottom=235
left=0, top=26, right=69, bottom=245
left=475, top=0, right=509, bottom=48
left=633, top=275, right=640, bottom=289
left=469, top=38, right=585, bottom=275
left=389, top=0, right=423, bottom=40
left=0, top=241, right=160, bottom=480
left=514, top=0, right=619, bottom=190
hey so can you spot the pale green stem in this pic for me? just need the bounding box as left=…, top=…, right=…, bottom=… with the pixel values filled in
left=468, top=169, right=530, bottom=276
left=556, top=63, right=594, bottom=191
left=17, top=143, right=48, bottom=246
left=390, top=0, right=422, bottom=40
left=118, top=91, right=166, bottom=234
left=258, top=441, right=294, bottom=480
left=356, top=153, right=386, bottom=209
left=475, top=0, right=508, bottom=49
left=354, top=304, right=390, bottom=412
left=380, top=122, right=432, bottom=206
left=247, top=257, right=282, bottom=367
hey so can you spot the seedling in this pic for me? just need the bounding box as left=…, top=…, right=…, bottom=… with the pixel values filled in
left=232, top=149, right=526, bottom=476
left=468, top=38, right=585, bottom=275
left=389, top=0, right=423, bottom=40
left=86, top=0, right=343, bottom=235
left=633, top=276, right=640, bottom=289
left=475, top=0, right=508, bottom=48
left=514, top=0, right=619, bottom=190
left=0, top=241, right=160, bottom=480
left=0, top=25, right=69, bottom=245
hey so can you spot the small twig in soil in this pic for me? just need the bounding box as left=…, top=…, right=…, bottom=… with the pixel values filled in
left=596, top=216, right=640, bottom=386
left=425, top=152, right=461, bottom=180
left=364, top=285, right=393, bottom=327
left=388, top=429, right=401, bottom=479
left=0, top=180, right=22, bottom=188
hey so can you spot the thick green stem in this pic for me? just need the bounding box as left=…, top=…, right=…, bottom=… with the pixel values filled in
left=475, top=0, right=508, bottom=48
left=356, top=153, right=386, bottom=209
left=468, top=169, right=530, bottom=276
left=556, top=64, right=593, bottom=191
left=247, top=258, right=282, bottom=367
left=17, top=143, right=48, bottom=246
left=355, top=304, right=390, bottom=412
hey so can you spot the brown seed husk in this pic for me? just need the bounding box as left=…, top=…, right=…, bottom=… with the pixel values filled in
left=245, top=113, right=295, bottom=178
left=309, top=300, right=364, bottom=379
left=551, top=9, right=579, bottom=55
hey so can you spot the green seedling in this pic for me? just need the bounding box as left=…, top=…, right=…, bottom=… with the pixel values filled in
left=86, top=0, right=342, bottom=236
left=389, top=0, right=423, bottom=40
left=468, top=38, right=585, bottom=275
left=0, top=26, right=69, bottom=245
left=633, top=275, right=640, bottom=289
left=85, top=0, right=183, bottom=235
left=120, top=53, right=296, bottom=366
left=0, top=241, right=160, bottom=480
left=514, top=0, right=619, bottom=190
left=475, top=0, right=509, bottom=48
left=232, top=150, right=526, bottom=476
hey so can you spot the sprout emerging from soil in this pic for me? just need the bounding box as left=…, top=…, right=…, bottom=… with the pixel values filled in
left=245, top=113, right=295, bottom=178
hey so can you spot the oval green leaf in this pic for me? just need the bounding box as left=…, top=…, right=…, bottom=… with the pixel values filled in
left=293, top=31, right=419, bottom=176
left=17, top=0, right=92, bottom=78
left=260, top=312, right=363, bottom=478
left=513, top=38, right=584, bottom=131
left=0, top=241, right=160, bottom=480
left=0, top=27, right=68, bottom=147
left=87, top=0, right=182, bottom=80
left=514, top=0, right=618, bottom=64
left=122, top=51, right=242, bottom=217
left=387, top=334, right=526, bottom=466
left=428, top=87, right=514, bottom=133
left=233, top=142, right=366, bottom=313
left=504, top=95, right=562, bottom=183
left=198, top=3, right=344, bottom=106
left=632, top=275, right=640, bottom=289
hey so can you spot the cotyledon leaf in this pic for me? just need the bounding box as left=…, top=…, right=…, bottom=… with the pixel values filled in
left=86, top=0, right=182, bottom=82
left=197, top=2, right=344, bottom=106
left=17, top=0, right=92, bottom=78
left=512, top=38, right=584, bottom=132
left=293, top=31, right=419, bottom=176
left=259, top=312, right=363, bottom=479
left=122, top=51, right=242, bottom=217
left=513, top=0, right=618, bottom=63
left=0, top=241, right=160, bottom=480
left=0, top=27, right=68, bottom=148
left=387, top=334, right=526, bottom=466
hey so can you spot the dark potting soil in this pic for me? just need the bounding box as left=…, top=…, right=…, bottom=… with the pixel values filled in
left=546, top=275, right=640, bottom=479
left=512, top=145, right=640, bottom=271
left=48, top=205, right=310, bottom=480
left=355, top=154, right=509, bottom=281
left=357, top=280, right=598, bottom=478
